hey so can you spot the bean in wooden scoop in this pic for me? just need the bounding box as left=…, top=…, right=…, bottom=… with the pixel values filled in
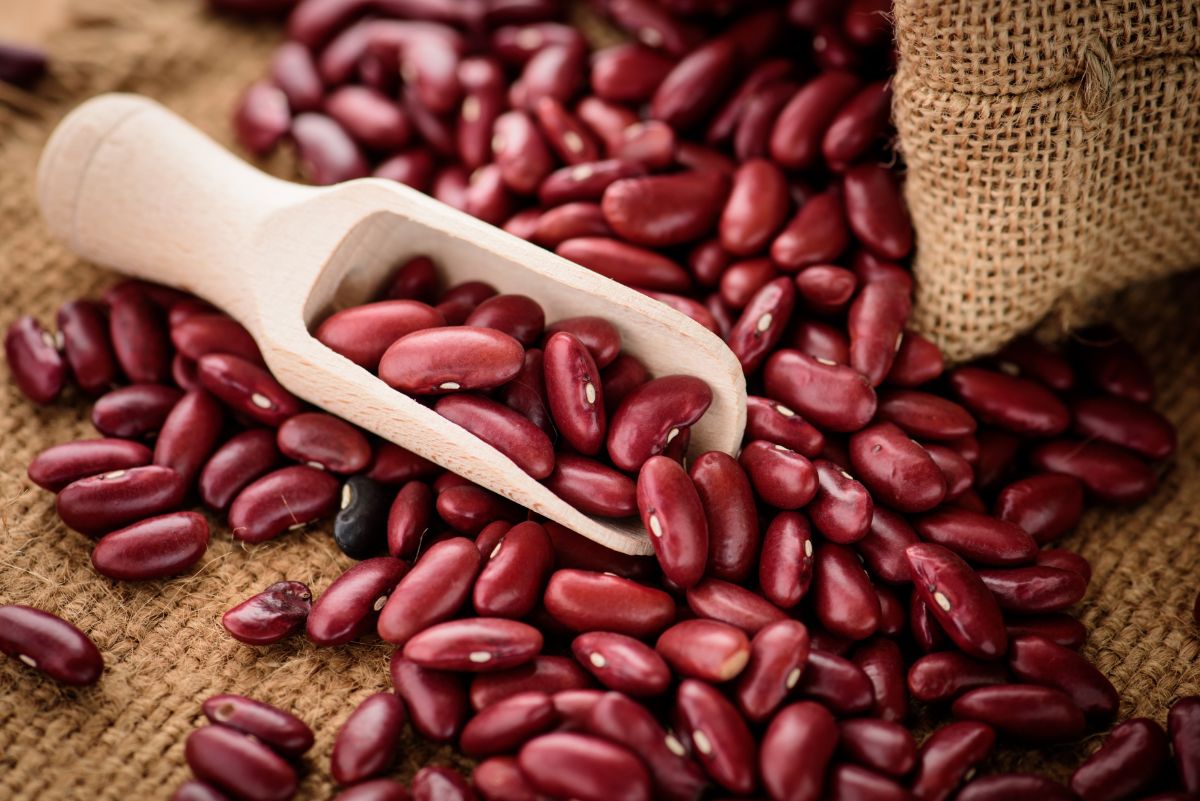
left=36, top=93, right=746, bottom=555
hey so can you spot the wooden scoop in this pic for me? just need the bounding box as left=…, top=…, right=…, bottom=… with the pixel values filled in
left=36, top=93, right=747, bottom=555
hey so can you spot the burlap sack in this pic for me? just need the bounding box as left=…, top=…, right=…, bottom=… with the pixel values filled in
left=0, top=2, right=1198, bottom=798
left=893, top=0, right=1200, bottom=363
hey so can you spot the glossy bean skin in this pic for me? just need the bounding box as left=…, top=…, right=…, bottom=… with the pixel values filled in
left=745, top=396, right=825, bottom=456
left=57, top=300, right=117, bottom=394
left=154, top=390, right=225, bottom=486
left=688, top=577, right=789, bottom=634
left=910, top=722, right=995, bottom=801
left=728, top=277, right=796, bottom=374
left=814, top=543, right=881, bottom=641
left=543, top=331, right=605, bottom=454
left=607, top=375, right=712, bottom=472
left=591, top=43, right=674, bottom=103
left=316, top=300, right=445, bottom=370
left=736, top=619, right=811, bottom=722
left=720, top=258, right=776, bottom=309
left=951, top=684, right=1086, bottom=743
left=914, top=508, right=1037, bottom=567
left=760, top=701, right=839, bottom=801
left=651, top=37, right=736, bottom=129
left=907, top=652, right=1009, bottom=703
left=768, top=70, right=860, bottom=169
left=994, top=474, right=1085, bottom=544
left=764, top=350, right=877, bottom=433
left=771, top=189, right=850, bottom=271
left=91, top=512, right=209, bottom=581
left=848, top=280, right=911, bottom=386
left=809, top=460, right=873, bottom=543
left=906, top=544, right=1007, bottom=660
left=657, top=619, right=751, bottom=683
left=474, top=521, right=554, bottom=619
left=333, top=780, right=411, bottom=801
left=386, top=480, right=434, bottom=558
left=390, top=653, right=469, bottom=743
left=637, top=455, right=708, bottom=588
left=543, top=316, right=621, bottom=369
left=92, top=384, right=184, bottom=438
left=28, top=439, right=152, bottom=492
left=437, top=484, right=522, bottom=534
left=498, top=348, right=552, bottom=434
left=199, top=429, right=280, bottom=511
left=171, top=780, right=234, bottom=801
left=364, top=442, right=436, bottom=483
left=888, top=330, right=944, bottom=387
left=171, top=313, right=263, bottom=366
left=720, top=159, right=790, bottom=256
left=404, top=617, right=543, bottom=672
left=1030, top=440, right=1157, bottom=505
left=57, top=465, right=187, bottom=537
left=838, top=719, right=916, bottom=777
left=459, top=691, right=559, bottom=757
left=378, top=538, right=481, bottom=645
left=797, top=650, right=875, bottom=715
left=545, top=455, right=636, bottom=518
left=602, top=170, right=729, bottom=249
left=544, top=522, right=656, bottom=580
left=795, top=265, right=858, bottom=316
left=842, top=163, right=912, bottom=260
left=519, top=732, right=651, bottom=801
left=1070, top=718, right=1170, bottom=801
left=436, top=394, right=556, bottom=479
left=853, top=639, right=907, bottom=722
left=1072, top=395, right=1176, bottom=460
left=202, top=694, right=313, bottom=758
left=559, top=234, right=694, bottom=290
left=877, top=391, right=975, bottom=441
left=1071, top=324, right=1154, bottom=403
left=221, top=581, right=312, bottom=646
left=544, top=569, right=675, bottom=637
left=108, top=288, right=171, bottom=384
left=572, top=632, right=671, bottom=696
left=689, top=451, right=759, bottom=582
left=185, top=726, right=297, bottom=801
left=1008, top=635, right=1117, bottom=722
left=332, top=692, right=406, bottom=784
left=380, top=326, right=525, bottom=394
left=955, top=774, right=1078, bottom=801
left=307, top=557, right=408, bottom=647
left=469, top=657, right=593, bottom=715
left=1005, top=614, right=1088, bottom=650
left=601, top=353, right=650, bottom=413
left=197, top=353, right=301, bottom=427
left=0, top=605, right=103, bottom=686
left=851, top=423, right=947, bottom=513
left=1170, top=697, right=1200, bottom=793
left=949, top=367, right=1070, bottom=437
left=977, top=565, right=1088, bottom=614
left=291, top=112, right=369, bottom=184
left=676, top=679, right=757, bottom=795
left=465, top=294, right=546, bottom=348
left=228, top=466, right=340, bottom=543
left=584, top=691, right=708, bottom=801
left=739, top=440, right=818, bottom=510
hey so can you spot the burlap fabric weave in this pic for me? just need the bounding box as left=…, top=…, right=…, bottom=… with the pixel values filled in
left=0, top=2, right=1197, bottom=798
left=893, top=0, right=1200, bottom=363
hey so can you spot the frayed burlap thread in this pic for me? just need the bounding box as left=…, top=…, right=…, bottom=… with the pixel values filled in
left=0, top=1, right=1198, bottom=798
left=893, top=0, right=1200, bottom=363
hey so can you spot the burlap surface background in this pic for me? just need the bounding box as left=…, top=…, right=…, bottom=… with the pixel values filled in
left=893, top=0, right=1200, bottom=363
left=0, top=2, right=1197, bottom=798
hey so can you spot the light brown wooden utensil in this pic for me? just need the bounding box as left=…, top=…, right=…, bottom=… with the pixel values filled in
left=36, top=93, right=747, bottom=555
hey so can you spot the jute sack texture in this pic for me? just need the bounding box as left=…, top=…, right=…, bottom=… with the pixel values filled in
left=0, top=1, right=1198, bottom=798
left=893, top=0, right=1200, bottom=363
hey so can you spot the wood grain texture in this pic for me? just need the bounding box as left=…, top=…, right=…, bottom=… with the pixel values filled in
left=36, top=93, right=748, bottom=555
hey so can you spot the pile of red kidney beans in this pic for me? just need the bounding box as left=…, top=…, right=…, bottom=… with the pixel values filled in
left=3, top=0, right=1199, bottom=800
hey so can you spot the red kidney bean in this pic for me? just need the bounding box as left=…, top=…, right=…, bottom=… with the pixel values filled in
left=1007, top=635, right=1116, bottom=722
left=689, top=451, right=759, bottom=582
left=325, top=86, right=411, bottom=152
left=28, top=438, right=152, bottom=493
left=956, top=774, right=1078, bottom=801
left=760, top=700, right=838, bottom=801
left=874, top=584, right=906, bottom=636
left=907, top=651, right=1008, bottom=703
left=728, top=277, right=795, bottom=374
left=768, top=71, right=861, bottom=169
left=379, top=326, right=524, bottom=395
left=171, top=780, right=233, bottom=801
left=234, top=81, right=292, bottom=155
left=414, top=766, right=478, bottom=801
left=910, top=722, right=995, bottom=801
left=1030, top=439, right=1157, bottom=505
left=825, top=763, right=911, bottom=801
left=770, top=189, right=849, bottom=270
left=222, top=581, right=312, bottom=646
left=544, top=521, right=656, bottom=580
left=375, top=148, right=436, bottom=190
left=56, top=300, right=116, bottom=394
left=290, top=112, right=369, bottom=184
left=852, top=639, right=907, bottom=722
left=316, top=300, right=445, bottom=370
left=706, top=57, right=792, bottom=144
left=228, top=465, right=339, bottom=543
left=91, top=512, right=208, bottom=581
left=367, top=442, right=438, bottom=486
left=331, top=692, right=406, bottom=784
left=719, top=159, right=790, bottom=256
left=171, top=313, right=263, bottom=366
left=381, top=257, right=438, bottom=303
left=461, top=295, right=544, bottom=348
left=809, top=460, right=873, bottom=543
left=459, top=691, right=559, bottom=757
left=906, top=544, right=1007, bottom=660
left=797, top=650, right=875, bottom=714
left=688, top=238, right=731, bottom=287
left=519, top=732, right=651, bottom=801
left=657, top=619, right=751, bottom=683
left=877, top=390, right=976, bottom=441
left=607, top=0, right=701, bottom=55
left=186, top=725, right=297, bottom=801
left=0, top=605, right=103, bottom=686
left=474, top=521, right=554, bottom=619
left=1071, top=718, right=1170, bottom=801
left=472, top=757, right=537, bottom=801
left=590, top=43, right=673, bottom=103
left=688, top=577, right=788, bottom=634
left=789, top=319, right=850, bottom=367
left=739, top=440, right=818, bottom=510
left=465, top=164, right=516, bottom=225
left=334, top=779, right=411, bottom=801
left=0, top=40, right=47, bottom=87
left=951, top=684, right=1086, bottom=742
left=850, top=422, right=946, bottom=513
left=275, top=412, right=371, bottom=474
left=909, top=592, right=947, bottom=654
left=202, top=694, right=313, bottom=758
left=995, top=473, right=1085, bottom=544
left=106, top=286, right=168, bottom=384
left=552, top=687, right=608, bottom=726
left=596, top=355, right=648, bottom=416
left=152, top=389, right=224, bottom=486
left=306, top=557, right=407, bottom=646
left=533, top=96, right=600, bottom=165
left=456, top=57, right=506, bottom=171
left=745, top=396, right=825, bottom=456
left=197, top=353, right=301, bottom=427
left=1072, top=395, right=1176, bottom=460
left=57, top=465, right=187, bottom=537
left=376, top=537, right=479, bottom=645
left=606, top=374, right=711, bottom=471
left=544, top=454, right=636, bottom=518
left=636, top=455, right=708, bottom=588
left=544, top=569, right=675, bottom=637
left=838, top=719, right=916, bottom=777
left=949, top=367, right=1071, bottom=437
left=764, top=349, right=877, bottom=433
left=914, top=508, right=1037, bottom=566
left=532, top=202, right=611, bottom=247
left=977, top=565, right=1088, bottom=614
left=794, top=265, right=858, bottom=315
left=735, top=619, right=810, bottom=722
left=572, top=632, right=670, bottom=696
left=542, top=331, right=604, bottom=454
left=557, top=236, right=692, bottom=292
left=510, top=40, right=586, bottom=111
left=993, top=336, right=1075, bottom=391
left=1170, top=697, right=1200, bottom=793
left=734, top=79, right=800, bottom=161
left=842, top=163, right=912, bottom=261
left=857, top=508, right=919, bottom=584
left=822, top=79, right=891, bottom=168
left=199, top=429, right=279, bottom=511
left=489, top=110, right=553, bottom=194
left=649, top=38, right=735, bottom=130
left=91, top=384, right=183, bottom=438
left=602, top=171, right=728, bottom=248
left=496, top=347, right=551, bottom=434
left=674, top=679, right=756, bottom=794
left=973, top=428, right=1021, bottom=490
left=1035, top=548, right=1092, bottom=583
left=469, top=656, right=593, bottom=714
left=390, top=653, right=469, bottom=742
left=719, top=257, right=777, bottom=309
left=540, top=159, right=644, bottom=206
left=1070, top=324, right=1154, bottom=402
left=435, top=394, right=555, bottom=479
left=267, top=41, right=322, bottom=113
left=404, top=617, right=542, bottom=672
left=887, top=330, right=944, bottom=387
left=1005, top=613, right=1087, bottom=650
left=814, top=542, right=881, bottom=641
